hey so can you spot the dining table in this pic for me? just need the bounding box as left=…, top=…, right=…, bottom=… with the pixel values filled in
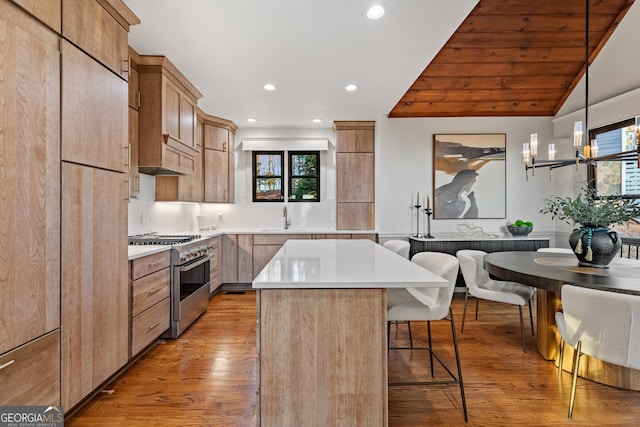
left=484, top=250, right=640, bottom=391
left=252, top=238, right=448, bottom=427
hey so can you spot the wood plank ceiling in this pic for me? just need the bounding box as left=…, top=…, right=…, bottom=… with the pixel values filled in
left=388, top=0, right=635, bottom=118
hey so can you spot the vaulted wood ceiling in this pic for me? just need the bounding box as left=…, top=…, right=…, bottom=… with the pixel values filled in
left=388, top=0, right=635, bottom=118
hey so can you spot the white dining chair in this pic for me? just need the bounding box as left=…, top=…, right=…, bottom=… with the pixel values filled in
left=383, top=240, right=414, bottom=345
left=456, top=249, right=535, bottom=352
left=387, top=252, right=468, bottom=422
left=383, top=239, right=411, bottom=259
left=555, top=285, right=640, bottom=419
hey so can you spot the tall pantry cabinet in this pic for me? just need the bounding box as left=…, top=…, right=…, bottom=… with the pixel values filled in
left=59, top=0, right=139, bottom=410
left=0, top=0, right=61, bottom=405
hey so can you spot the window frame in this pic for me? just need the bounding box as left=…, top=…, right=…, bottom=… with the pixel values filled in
left=287, top=151, right=320, bottom=203
left=588, top=117, right=640, bottom=200
left=252, top=151, right=284, bottom=202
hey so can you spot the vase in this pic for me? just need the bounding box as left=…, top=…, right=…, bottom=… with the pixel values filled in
left=568, top=226, right=621, bottom=268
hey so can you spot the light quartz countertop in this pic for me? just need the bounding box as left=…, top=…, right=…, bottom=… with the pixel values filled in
left=252, top=239, right=448, bottom=289
left=127, top=245, right=171, bottom=260
left=128, top=229, right=378, bottom=260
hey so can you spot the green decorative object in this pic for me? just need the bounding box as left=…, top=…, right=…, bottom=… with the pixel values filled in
left=507, top=219, right=533, bottom=236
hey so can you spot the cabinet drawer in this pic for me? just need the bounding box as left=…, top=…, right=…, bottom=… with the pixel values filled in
left=132, top=267, right=170, bottom=317
left=209, top=267, right=220, bottom=294
left=131, top=298, right=170, bottom=357
left=0, top=330, right=60, bottom=405
left=132, top=251, right=170, bottom=280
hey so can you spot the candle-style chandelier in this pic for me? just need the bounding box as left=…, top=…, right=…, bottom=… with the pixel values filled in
left=523, top=0, right=640, bottom=180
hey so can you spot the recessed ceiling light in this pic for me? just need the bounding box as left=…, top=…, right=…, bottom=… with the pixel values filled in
left=345, top=83, right=358, bottom=92
left=246, top=118, right=256, bottom=123
left=263, top=83, right=276, bottom=91
left=366, top=5, right=385, bottom=20
left=312, top=118, right=322, bottom=123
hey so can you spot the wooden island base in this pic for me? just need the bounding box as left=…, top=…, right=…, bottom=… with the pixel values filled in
left=257, top=288, right=388, bottom=426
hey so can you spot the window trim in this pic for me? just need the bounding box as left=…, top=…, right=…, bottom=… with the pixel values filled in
left=288, top=151, right=320, bottom=203
left=588, top=117, right=640, bottom=199
left=252, top=151, right=284, bottom=202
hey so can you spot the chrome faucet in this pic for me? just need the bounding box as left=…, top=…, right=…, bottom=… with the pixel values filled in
left=283, top=206, right=290, bottom=229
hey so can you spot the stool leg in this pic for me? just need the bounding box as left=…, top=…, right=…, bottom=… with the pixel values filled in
left=519, top=305, right=526, bottom=352
left=427, top=321, right=434, bottom=377
left=528, top=299, right=535, bottom=336
left=461, top=290, right=469, bottom=332
left=449, top=307, right=468, bottom=422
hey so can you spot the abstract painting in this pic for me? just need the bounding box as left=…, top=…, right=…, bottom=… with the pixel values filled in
left=433, top=134, right=506, bottom=219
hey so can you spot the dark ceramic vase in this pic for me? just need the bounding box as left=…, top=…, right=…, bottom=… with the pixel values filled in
left=568, top=226, right=621, bottom=268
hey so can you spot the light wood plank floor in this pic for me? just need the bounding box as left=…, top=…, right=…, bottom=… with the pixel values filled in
left=66, top=290, right=640, bottom=426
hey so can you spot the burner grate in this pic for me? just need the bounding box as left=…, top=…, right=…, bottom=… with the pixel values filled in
left=128, top=234, right=200, bottom=245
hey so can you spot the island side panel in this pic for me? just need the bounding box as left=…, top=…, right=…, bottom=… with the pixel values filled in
left=259, top=288, right=387, bottom=427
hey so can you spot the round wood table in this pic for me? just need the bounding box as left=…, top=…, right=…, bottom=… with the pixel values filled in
left=484, top=251, right=640, bottom=391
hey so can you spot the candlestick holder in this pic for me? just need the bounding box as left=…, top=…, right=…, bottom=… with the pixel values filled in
left=422, top=207, right=434, bottom=238
left=414, top=204, right=422, bottom=237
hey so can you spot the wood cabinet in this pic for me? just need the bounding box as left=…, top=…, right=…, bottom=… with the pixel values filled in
left=222, top=234, right=253, bottom=284
left=130, top=251, right=171, bottom=357
left=137, top=55, right=202, bottom=175
left=334, top=121, right=375, bottom=230
left=208, top=237, right=222, bottom=294
left=10, top=0, right=61, bottom=32
left=253, top=234, right=311, bottom=278
left=0, top=0, right=60, bottom=356
left=61, top=0, right=139, bottom=80
left=128, top=47, right=141, bottom=199
left=61, top=163, right=129, bottom=409
left=202, top=114, right=237, bottom=203
left=61, top=39, right=128, bottom=172
left=0, top=330, right=60, bottom=406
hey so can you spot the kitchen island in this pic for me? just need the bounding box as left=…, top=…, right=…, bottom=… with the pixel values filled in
left=252, top=239, right=448, bottom=427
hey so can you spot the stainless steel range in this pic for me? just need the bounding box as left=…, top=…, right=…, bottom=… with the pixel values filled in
left=128, top=233, right=213, bottom=338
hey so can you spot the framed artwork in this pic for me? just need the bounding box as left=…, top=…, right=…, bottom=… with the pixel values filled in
left=253, top=151, right=284, bottom=201
left=433, top=133, right=506, bottom=219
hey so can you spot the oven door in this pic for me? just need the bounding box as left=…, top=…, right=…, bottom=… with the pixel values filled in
left=172, top=255, right=211, bottom=321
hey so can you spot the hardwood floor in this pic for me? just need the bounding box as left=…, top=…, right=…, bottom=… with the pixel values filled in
left=66, top=290, right=640, bottom=426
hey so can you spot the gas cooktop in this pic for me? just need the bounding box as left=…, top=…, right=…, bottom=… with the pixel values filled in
left=128, top=233, right=201, bottom=245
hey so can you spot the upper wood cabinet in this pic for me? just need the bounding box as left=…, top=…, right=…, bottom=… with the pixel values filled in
left=334, top=121, right=375, bottom=230
left=61, top=40, right=128, bottom=172
left=128, top=47, right=141, bottom=199
left=0, top=0, right=61, bottom=355
left=202, top=114, right=237, bottom=203
left=137, top=55, right=203, bottom=175
left=61, top=0, right=139, bottom=79
left=10, top=0, right=61, bottom=32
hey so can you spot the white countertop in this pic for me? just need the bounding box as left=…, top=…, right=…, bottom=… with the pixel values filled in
left=128, top=245, right=171, bottom=260
left=252, top=239, right=448, bottom=289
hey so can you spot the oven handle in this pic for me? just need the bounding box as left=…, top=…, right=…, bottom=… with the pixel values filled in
left=179, top=254, right=212, bottom=272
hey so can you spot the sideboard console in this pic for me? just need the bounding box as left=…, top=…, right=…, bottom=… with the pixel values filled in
left=409, top=236, right=550, bottom=286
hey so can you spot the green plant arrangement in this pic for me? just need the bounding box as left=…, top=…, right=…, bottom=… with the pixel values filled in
left=540, top=185, right=640, bottom=228
left=540, top=184, right=640, bottom=267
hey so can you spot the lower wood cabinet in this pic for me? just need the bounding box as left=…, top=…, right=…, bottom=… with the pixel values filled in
left=61, top=162, right=129, bottom=410
left=0, top=330, right=60, bottom=406
left=209, top=237, right=222, bottom=294
left=129, top=251, right=171, bottom=357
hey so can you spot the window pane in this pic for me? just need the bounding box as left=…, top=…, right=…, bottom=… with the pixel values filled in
left=594, top=124, right=640, bottom=196
left=255, top=178, right=283, bottom=200
left=255, top=154, right=282, bottom=176
left=291, top=154, right=317, bottom=176
left=290, top=178, right=318, bottom=200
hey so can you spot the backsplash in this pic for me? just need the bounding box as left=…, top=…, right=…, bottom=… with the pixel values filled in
left=128, top=174, right=337, bottom=235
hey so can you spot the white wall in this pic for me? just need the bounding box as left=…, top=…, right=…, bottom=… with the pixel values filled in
left=374, top=115, right=558, bottom=239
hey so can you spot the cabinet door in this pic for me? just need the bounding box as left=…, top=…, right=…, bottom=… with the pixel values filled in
left=0, top=0, right=60, bottom=353
left=62, top=40, right=128, bottom=172
left=238, top=235, right=254, bottom=283
left=222, top=235, right=239, bottom=283
left=129, top=107, right=140, bottom=198
left=62, top=0, right=129, bottom=79
left=204, top=148, right=229, bottom=202
left=336, top=153, right=374, bottom=202
left=0, top=330, right=60, bottom=405
left=11, top=0, right=61, bottom=32
left=61, top=163, right=128, bottom=409
left=204, top=124, right=228, bottom=151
